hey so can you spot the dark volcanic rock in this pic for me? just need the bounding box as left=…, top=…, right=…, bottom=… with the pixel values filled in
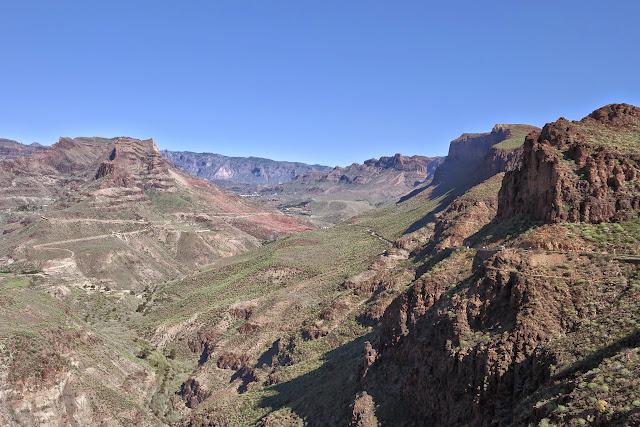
left=498, top=104, right=640, bottom=223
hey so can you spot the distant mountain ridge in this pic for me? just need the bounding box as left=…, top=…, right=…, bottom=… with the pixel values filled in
left=291, top=153, right=444, bottom=186
left=161, top=150, right=332, bottom=185
left=245, top=153, right=445, bottom=225
left=0, top=138, right=47, bottom=161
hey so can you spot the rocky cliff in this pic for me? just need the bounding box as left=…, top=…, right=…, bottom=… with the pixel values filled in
left=498, top=104, right=640, bottom=223
left=361, top=104, right=640, bottom=426
left=95, top=138, right=173, bottom=190
left=431, top=124, right=539, bottom=187
left=373, top=244, right=640, bottom=425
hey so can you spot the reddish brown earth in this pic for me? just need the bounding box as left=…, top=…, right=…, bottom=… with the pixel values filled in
left=499, top=104, right=640, bottom=223
left=0, top=136, right=313, bottom=286
left=0, top=139, right=47, bottom=161
left=358, top=105, right=640, bottom=426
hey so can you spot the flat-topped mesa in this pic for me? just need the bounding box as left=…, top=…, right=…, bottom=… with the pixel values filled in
left=94, top=137, right=173, bottom=189
left=498, top=103, right=640, bottom=223
left=447, top=124, right=540, bottom=161
left=430, top=124, right=540, bottom=187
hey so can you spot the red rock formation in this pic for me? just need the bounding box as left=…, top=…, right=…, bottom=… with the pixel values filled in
left=498, top=104, right=640, bottom=223
left=180, top=378, right=210, bottom=408
left=94, top=138, right=174, bottom=190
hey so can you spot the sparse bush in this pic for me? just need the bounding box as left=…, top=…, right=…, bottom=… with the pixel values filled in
left=137, top=345, right=151, bottom=359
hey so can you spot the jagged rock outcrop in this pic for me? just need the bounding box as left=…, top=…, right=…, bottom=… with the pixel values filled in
left=372, top=246, right=632, bottom=425
left=95, top=138, right=174, bottom=189
left=428, top=173, right=504, bottom=251
left=350, top=392, right=379, bottom=426
left=480, top=145, right=524, bottom=179
left=293, top=153, right=444, bottom=187
left=498, top=104, right=640, bottom=223
left=180, top=378, right=211, bottom=408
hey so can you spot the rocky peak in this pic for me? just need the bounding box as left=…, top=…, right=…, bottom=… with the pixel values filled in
left=498, top=104, right=640, bottom=223
left=583, top=103, right=640, bottom=127
left=94, top=137, right=172, bottom=189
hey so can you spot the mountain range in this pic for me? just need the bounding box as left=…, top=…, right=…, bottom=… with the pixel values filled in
left=160, top=150, right=332, bottom=186
left=0, top=136, right=312, bottom=288
left=1, top=104, right=639, bottom=426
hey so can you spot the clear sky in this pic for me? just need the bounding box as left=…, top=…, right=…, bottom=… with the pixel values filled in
left=1, top=1, right=639, bottom=166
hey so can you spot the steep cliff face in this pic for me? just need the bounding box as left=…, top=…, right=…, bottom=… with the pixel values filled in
left=498, top=104, right=640, bottom=223
left=95, top=138, right=173, bottom=190
left=363, top=153, right=443, bottom=174
left=431, top=124, right=539, bottom=187
left=446, top=128, right=507, bottom=162
left=480, top=145, right=524, bottom=179
left=428, top=173, right=504, bottom=252
left=365, top=104, right=640, bottom=426
left=373, top=246, right=639, bottom=426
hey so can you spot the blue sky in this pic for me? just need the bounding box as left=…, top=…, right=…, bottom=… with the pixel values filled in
left=1, top=1, right=639, bottom=166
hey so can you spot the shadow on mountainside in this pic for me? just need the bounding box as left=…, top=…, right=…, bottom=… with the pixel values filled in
left=515, top=328, right=640, bottom=425
left=464, top=213, right=544, bottom=247
left=258, top=333, right=375, bottom=426
left=402, top=163, right=484, bottom=236
left=555, top=329, right=640, bottom=381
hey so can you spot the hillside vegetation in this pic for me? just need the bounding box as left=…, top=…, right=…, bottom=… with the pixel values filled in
left=2, top=105, right=640, bottom=426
